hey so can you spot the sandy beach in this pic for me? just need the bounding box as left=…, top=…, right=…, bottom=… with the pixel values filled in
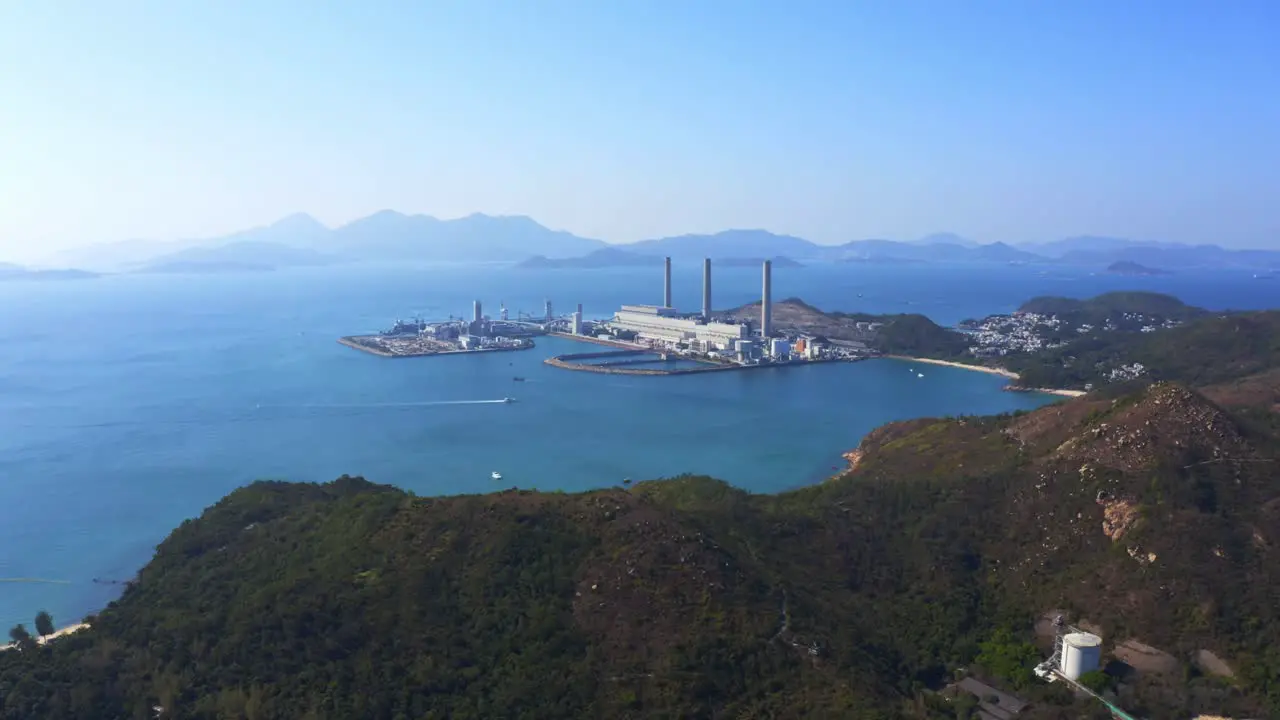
left=1021, top=387, right=1087, bottom=398
left=884, top=355, right=1087, bottom=397
left=0, top=622, right=90, bottom=653
left=885, top=355, right=1019, bottom=379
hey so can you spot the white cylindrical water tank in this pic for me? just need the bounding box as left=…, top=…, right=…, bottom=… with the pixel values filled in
left=1061, top=632, right=1103, bottom=680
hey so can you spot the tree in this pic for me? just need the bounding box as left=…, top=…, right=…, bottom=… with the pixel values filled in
left=34, top=610, right=55, bottom=638
left=974, top=628, right=1041, bottom=689
left=8, top=624, right=32, bottom=646
left=1077, top=669, right=1112, bottom=694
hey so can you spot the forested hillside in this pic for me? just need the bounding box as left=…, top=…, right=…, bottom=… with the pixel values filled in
left=2, top=381, right=1278, bottom=719
left=1006, top=310, right=1280, bottom=390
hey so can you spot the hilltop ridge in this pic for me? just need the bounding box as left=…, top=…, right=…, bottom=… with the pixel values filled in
left=38, top=211, right=1280, bottom=272
left=2, top=380, right=1278, bottom=718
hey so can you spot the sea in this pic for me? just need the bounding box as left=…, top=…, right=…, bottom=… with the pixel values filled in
left=1, top=261, right=1277, bottom=632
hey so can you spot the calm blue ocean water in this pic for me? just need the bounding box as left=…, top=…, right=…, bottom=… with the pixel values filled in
left=1, top=261, right=1276, bottom=631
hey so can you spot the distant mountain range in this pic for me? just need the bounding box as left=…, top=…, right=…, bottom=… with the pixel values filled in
left=133, top=241, right=341, bottom=275
left=0, top=262, right=98, bottom=281
left=33, top=212, right=1280, bottom=274
left=516, top=247, right=803, bottom=270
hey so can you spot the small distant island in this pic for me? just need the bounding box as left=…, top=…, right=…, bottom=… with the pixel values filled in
left=135, top=261, right=276, bottom=275
left=1105, top=260, right=1170, bottom=276
left=0, top=263, right=99, bottom=281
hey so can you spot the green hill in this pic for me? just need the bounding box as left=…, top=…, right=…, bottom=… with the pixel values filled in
left=2, top=383, right=1279, bottom=719
left=1006, top=310, right=1280, bottom=390
left=1016, top=291, right=1201, bottom=320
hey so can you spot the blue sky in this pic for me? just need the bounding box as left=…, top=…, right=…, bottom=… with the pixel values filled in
left=2, top=0, right=1278, bottom=259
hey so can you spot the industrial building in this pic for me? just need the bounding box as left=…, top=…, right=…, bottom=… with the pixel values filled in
left=609, top=304, right=748, bottom=349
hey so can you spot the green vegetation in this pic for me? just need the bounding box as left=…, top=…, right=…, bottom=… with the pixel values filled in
left=1016, top=291, right=1200, bottom=320
left=32, top=612, right=53, bottom=639
left=857, top=291, right=1277, bottom=393
left=1005, top=310, right=1280, bottom=390
left=5, top=626, right=30, bottom=649
left=974, top=628, right=1040, bottom=690
left=829, top=310, right=972, bottom=358
left=2, top=382, right=1279, bottom=718
left=1077, top=670, right=1114, bottom=694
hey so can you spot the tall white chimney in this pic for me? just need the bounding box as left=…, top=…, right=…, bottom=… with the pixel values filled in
left=702, top=258, right=712, bottom=320
left=663, top=257, right=672, bottom=308
left=761, top=260, right=772, bottom=337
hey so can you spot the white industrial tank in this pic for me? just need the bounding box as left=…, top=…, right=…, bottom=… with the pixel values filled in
left=1061, top=632, right=1103, bottom=680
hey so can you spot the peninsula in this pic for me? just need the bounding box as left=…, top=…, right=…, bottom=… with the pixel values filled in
left=721, top=291, right=1237, bottom=396
left=4, top=367, right=1279, bottom=718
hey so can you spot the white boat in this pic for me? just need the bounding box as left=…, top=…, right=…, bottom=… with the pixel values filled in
left=491, top=471, right=502, bottom=480
left=502, top=397, right=515, bottom=403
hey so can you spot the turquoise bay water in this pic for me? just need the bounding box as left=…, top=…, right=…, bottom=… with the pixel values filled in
left=1, top=262, right=1276, bottom=631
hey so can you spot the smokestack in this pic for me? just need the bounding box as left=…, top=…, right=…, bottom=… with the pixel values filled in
left=663, top=257, right=672, bottom=308
left=473, top=300, right=482, bottom=323
left=702, top=258, right=712, bottom=320
left=761, top=260, right=772, bottom=338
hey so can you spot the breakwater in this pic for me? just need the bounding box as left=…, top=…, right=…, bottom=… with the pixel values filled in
left=547, top=332, right=646, bottom=350
left=545, top=350, right=849, bottom=376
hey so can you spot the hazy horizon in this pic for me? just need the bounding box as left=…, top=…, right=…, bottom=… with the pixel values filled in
left=3, top=1, right=1278, bottom=262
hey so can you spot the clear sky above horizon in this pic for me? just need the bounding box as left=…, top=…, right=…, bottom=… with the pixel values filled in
left=2, top=0, right=1278, bottom=260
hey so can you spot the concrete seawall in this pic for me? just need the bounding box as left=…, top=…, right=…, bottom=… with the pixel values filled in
left=544, top=350, right=850, bottom=376
left=547, top=332, right=647, bottom=350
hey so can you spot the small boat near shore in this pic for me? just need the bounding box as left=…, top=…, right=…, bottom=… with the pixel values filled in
left=491, top=471, right=502, bottom=480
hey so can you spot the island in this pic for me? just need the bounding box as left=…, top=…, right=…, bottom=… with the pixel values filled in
left=0, top=263, right=99, bottom=281
left=1105, top=260, right=1170, bottom=276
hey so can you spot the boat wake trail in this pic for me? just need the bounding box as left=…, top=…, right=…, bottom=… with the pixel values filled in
left=12, top=400, right=515, bottom=430
left=0, top=578, right=71, bottom=585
